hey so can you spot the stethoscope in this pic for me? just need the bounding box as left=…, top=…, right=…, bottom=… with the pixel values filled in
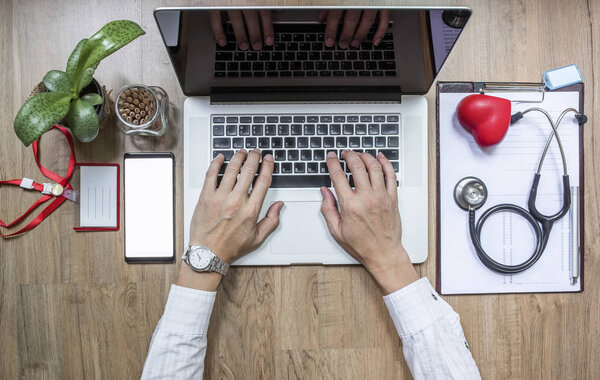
left=454, top=107, right=587, bottom=274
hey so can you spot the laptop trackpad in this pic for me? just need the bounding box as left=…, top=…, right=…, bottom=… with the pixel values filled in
left=270, top=201, right=341, bottom=254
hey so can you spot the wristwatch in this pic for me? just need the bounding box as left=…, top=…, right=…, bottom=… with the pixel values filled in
left=182, top=245, right=229, bottom=276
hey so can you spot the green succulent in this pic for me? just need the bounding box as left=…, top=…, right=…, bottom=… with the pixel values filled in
left=14, top=20, right=145, bottom=146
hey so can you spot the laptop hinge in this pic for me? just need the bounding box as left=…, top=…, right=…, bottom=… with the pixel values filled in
left=210, top=86, right=402, bottom=103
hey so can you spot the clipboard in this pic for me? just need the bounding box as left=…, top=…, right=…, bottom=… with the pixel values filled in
left=435, top=81, right=585, bottom=294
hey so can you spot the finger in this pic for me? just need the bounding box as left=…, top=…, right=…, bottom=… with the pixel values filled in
left=209, top=11, right=227, bottom=46
left=324, top=10, right=343, bottom=47
left=219, top=149, right=248, bottom=192
left=320, top=187, right=342, bottom=239
left=243, top=10, right=262, bottom=50
left=255, top=201, right=284, bottom=245
left=359, top=152, right=385, bottom=191
left=341, top=150, right=371, bottom=190
left=259, top=10, right=274, bottom=46
left=317, top=10, right=328, bottom=23
left=373, top=10, right=390, bottom=46
left=203, top=153, right=225, bottom=192
left=377, top=152, right=398, bottom=199
left=234, top=148, right=261, bottom=194
left=351, top=10, right=377, bottom=47
left=228, top=10, right=250, bottom=50
left=249, top=153, right=274, bottom=205
left=338, top=10, right=362, bottom=49
left=326, top=151, right=352, bottom=200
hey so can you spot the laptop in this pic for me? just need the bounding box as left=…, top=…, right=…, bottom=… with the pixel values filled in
left=154, top=6, right=471, bottom=265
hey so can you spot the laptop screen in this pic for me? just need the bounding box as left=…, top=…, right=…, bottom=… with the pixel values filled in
left=154, top=7, right=471, bottom=98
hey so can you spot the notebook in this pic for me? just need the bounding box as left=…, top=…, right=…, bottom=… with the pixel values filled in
left=436, top=82, right=584, bottom=295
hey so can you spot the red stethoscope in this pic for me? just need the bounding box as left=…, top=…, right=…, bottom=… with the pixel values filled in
left=0, top=125, right=76, bottom=238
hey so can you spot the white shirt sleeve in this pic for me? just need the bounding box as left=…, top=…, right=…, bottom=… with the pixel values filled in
left=383, top=277, right=481, bottom=380
left=141, top=284, right=216, bottom=380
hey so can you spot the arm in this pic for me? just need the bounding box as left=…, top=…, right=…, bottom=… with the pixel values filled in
left=320, top=151, right=481, bottom=380
left=142, top=149, right=282, bottom=379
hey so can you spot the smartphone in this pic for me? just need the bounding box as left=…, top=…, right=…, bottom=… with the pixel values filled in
left=124, top=152, right=175, bottom=262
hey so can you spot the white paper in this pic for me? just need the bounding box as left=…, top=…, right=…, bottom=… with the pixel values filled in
left=439, top=91, right=582, bottom=294
left=79, top=166, right=118, bottom=228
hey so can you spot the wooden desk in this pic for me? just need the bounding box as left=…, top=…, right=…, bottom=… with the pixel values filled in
left=1, top=1, right=598, bottom=378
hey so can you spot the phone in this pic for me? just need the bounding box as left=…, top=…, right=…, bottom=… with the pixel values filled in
left=124, top=152, right=175, bottom=262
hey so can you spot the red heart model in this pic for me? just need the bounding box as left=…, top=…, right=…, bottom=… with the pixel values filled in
left=456, top=94, right=512, bottom=147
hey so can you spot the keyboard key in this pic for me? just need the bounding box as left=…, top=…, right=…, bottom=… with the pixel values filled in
left=297, top=137, right=309, bottom=148
left=347, top=116, right=359, bottom=122
left=213, top=124, right=224, bottom=136
left=213, top=138, right=231, bottom=149
left=245, top=138, right=257, bottom=149
left=233, top=52, right=245, bottom=60
left=293, top=116, right=306, bottom=123
left=252, top=125, right=263, bottom=135
left=271, top=175, right=331, bottom=188
left=319, top=71, right=331, bottom=77
left=278, top=124, right=289, bottom=135
left=349, top=137, right=360, bottom=148
left=227, top=62, right=238, bottom=71
left=388, top=136, right=399, bottom=147
left=310, top=137, right=322, bottom=148
left=240, top=116, right=252, bottom=123
left=215, top=62, right=226, bottom=71
left=253, top=116, right=265, bottom=123
left=213, top=150, right=234, bottom=160
left=342, top=124, right=353, bottom=135
left=265, top=124, right=277, bottom=135
left=261, top=150, right=273, bottom=158
left=240, top=62, right=251, bottom=71
left=307, top=162, right=318, bottom=173
left=273, top=163, right=280, bottom=174
left=300, top=150, right=312, bottom=161
left=288, top=150, right=299, bottom=161
left=226, top=124, right=237, bottom=136
left=272, top=137, right=283, bottom=148
left=379, top=149, right=399, bottom=160
left=382, top=124, right=399, bottom=135
left=341, top=61, right=352, bottom=70
left=355, top=124, right=367, bottom=135
left=294, top=162, right=305, bottom=173
left=323, top=137, right=335, bottom=148
left=246, top=52, right=257, bottom=61
left=285, top=137, right=296, bottom=148
left=212, top=116, right=225, bottom=123
left=362, top=137, right=373, bottom=147
left=375, top=137, right=386, bottom=147
left=360, top=115, right=372, bottom=122
left=239, top=125, right=251, bottom=136
left=317, top=124, right=328, bottom=135
left=368, top=124, right=380, bottom=135
left=280, top=116, right=292, bottom=123
left=320, top=163, right=329, bottom=173
left=314, top=150, right=325, bottom=161
left=275, top=150, right=286, bottom=161
left=291, top=124, right=303, bottom=135
left=372, top=71, right=384, bottom=77
left=384, top=51, right=395, bottom=60
left=387, top=115, right=399, bottom=122
left=281, top=163, right=293, bottom=174
left=233, top=138, right=244, bottom=148
left=320, top=115, right=332, bottom=122
left=215, top=52, right=232, bottom=60
left=365, top=149, right=377, bottom=157
left=267, top=116, right=279, bottom=123
left=259, top=137, right=270, bottom=148
left=336, top=137, right=347, bottom=148
left=303, top=61, right=315, bottom=70
left=366, top=61, right=377, bottom=70
left=303, top=124, right=315, bottom=135
left=259, top=52, right=270, bottom=60
left=330, top=124, right=341, bottom=135
left=334, top=115, right=346, bottom=122
left=252, top=62, right=264, bottom=71
left=307, top=115, right=319, bottom=123
left=392, top=162, right=399, bottom=172
left=374, top=115, right=385, bottom=122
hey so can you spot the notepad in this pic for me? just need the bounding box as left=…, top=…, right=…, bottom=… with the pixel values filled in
left=437, top=89, right=582, bottom=294
left=78, top=165, right=118, bottom=228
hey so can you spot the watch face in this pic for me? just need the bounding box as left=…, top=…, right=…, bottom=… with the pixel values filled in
left=188, top=248, right=212, bottom=270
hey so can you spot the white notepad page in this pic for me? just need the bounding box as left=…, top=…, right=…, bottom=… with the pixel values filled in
left=439, top=91, right=582, bottom=294
left=79, top=165, right=118, bottom=228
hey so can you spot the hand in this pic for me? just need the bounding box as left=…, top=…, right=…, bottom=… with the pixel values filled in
left=209, top=10, right=274, bottom=50
left=320, top=151, right=419, bottom=294
left=178, top=149, right=283, bottom=291
left=318, top=9, right=390, bottom=48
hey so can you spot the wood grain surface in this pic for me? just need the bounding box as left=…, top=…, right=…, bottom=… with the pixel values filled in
left=1, top=0, right=598, bottom=379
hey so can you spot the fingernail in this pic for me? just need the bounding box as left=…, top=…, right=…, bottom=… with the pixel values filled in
left=265, top=36, right=274, bottom=46
left=216, top=153, right=224, bottom=159
left=239, top=42, right=249, bottom=50
left=239, top=148, right=247, bottom=154
left=219, top=38, right=227, bottom=46
left=320, top=187, right=326, bottom=198
left=325, top=38, right=334, bottom=47
left=252, top=42, right=262, bottom=50
left=374, top=38, right=381, bottom=46
left=264, top=154, right=274, bottom=161
left=351, top=40, right=359, bottom=47
left=338, top=41, right=348, bottom=49
left=327, top=152, right=337, bottom=158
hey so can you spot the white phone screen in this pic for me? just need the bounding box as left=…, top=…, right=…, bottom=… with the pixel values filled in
left=124, top=154, right=174, bottom=261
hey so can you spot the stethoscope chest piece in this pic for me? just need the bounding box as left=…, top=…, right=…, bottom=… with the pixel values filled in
left=454, top=176, right=488, bottom=211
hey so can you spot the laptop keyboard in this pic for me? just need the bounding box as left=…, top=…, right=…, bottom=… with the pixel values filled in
left=214, top=24, right=396, bottom=78
left=211, top=113, right=401, bottom=188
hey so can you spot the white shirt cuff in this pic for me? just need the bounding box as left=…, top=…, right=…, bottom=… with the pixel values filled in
left=159, top=284, right=217, bottom=336
left=383, top=277, right=448, bottom=336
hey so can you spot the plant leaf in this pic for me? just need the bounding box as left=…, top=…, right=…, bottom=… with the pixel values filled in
left=43, top=70, right=72, bottom=93
left=70, top=21, right=145, bottom=94
left=14, top=92, right=72, bottom=146
left=66, top=99, right=99, bottom=142
left=81, top=92, right=103, bottom=106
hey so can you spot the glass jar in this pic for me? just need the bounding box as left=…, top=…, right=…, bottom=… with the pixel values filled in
left=115, top=84, right=169, bottom=137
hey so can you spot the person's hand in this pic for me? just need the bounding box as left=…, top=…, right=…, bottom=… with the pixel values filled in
left=320, top=151, right=418, bottom=294
left=317, top=10, right=390, bottom=49
left=178, top=149, right=283, bottom=291
left=209, top=10, right=274, bottom=50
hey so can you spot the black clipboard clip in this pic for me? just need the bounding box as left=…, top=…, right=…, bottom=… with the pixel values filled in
left=473, top=82, right=546, bottom=103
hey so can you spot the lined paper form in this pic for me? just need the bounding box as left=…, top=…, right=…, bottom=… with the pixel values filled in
left=79, top=166, right=118, bottom=228
left=439, top=91, right=582, bottom=294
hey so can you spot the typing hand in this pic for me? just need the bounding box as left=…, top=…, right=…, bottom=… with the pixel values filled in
left=189, top=149, right=283, bottom=263
left=209, top=10, right=274, bottom=50
left=320, top=151, right=418, bottom=294
left=318, top=9, right=390, bottom=48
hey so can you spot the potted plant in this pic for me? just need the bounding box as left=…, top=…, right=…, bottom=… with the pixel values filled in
left=14, top=20, right=145, bottom=146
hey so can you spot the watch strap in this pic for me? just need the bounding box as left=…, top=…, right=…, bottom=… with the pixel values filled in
left=209, top=255, right=229, bottom=276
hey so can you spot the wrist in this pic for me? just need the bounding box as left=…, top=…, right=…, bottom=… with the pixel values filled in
left=176, top=261, right=223, bottom=291
left=189, top=238, right=235, bottom=264
left=365, top=247, right=419, bottom=295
